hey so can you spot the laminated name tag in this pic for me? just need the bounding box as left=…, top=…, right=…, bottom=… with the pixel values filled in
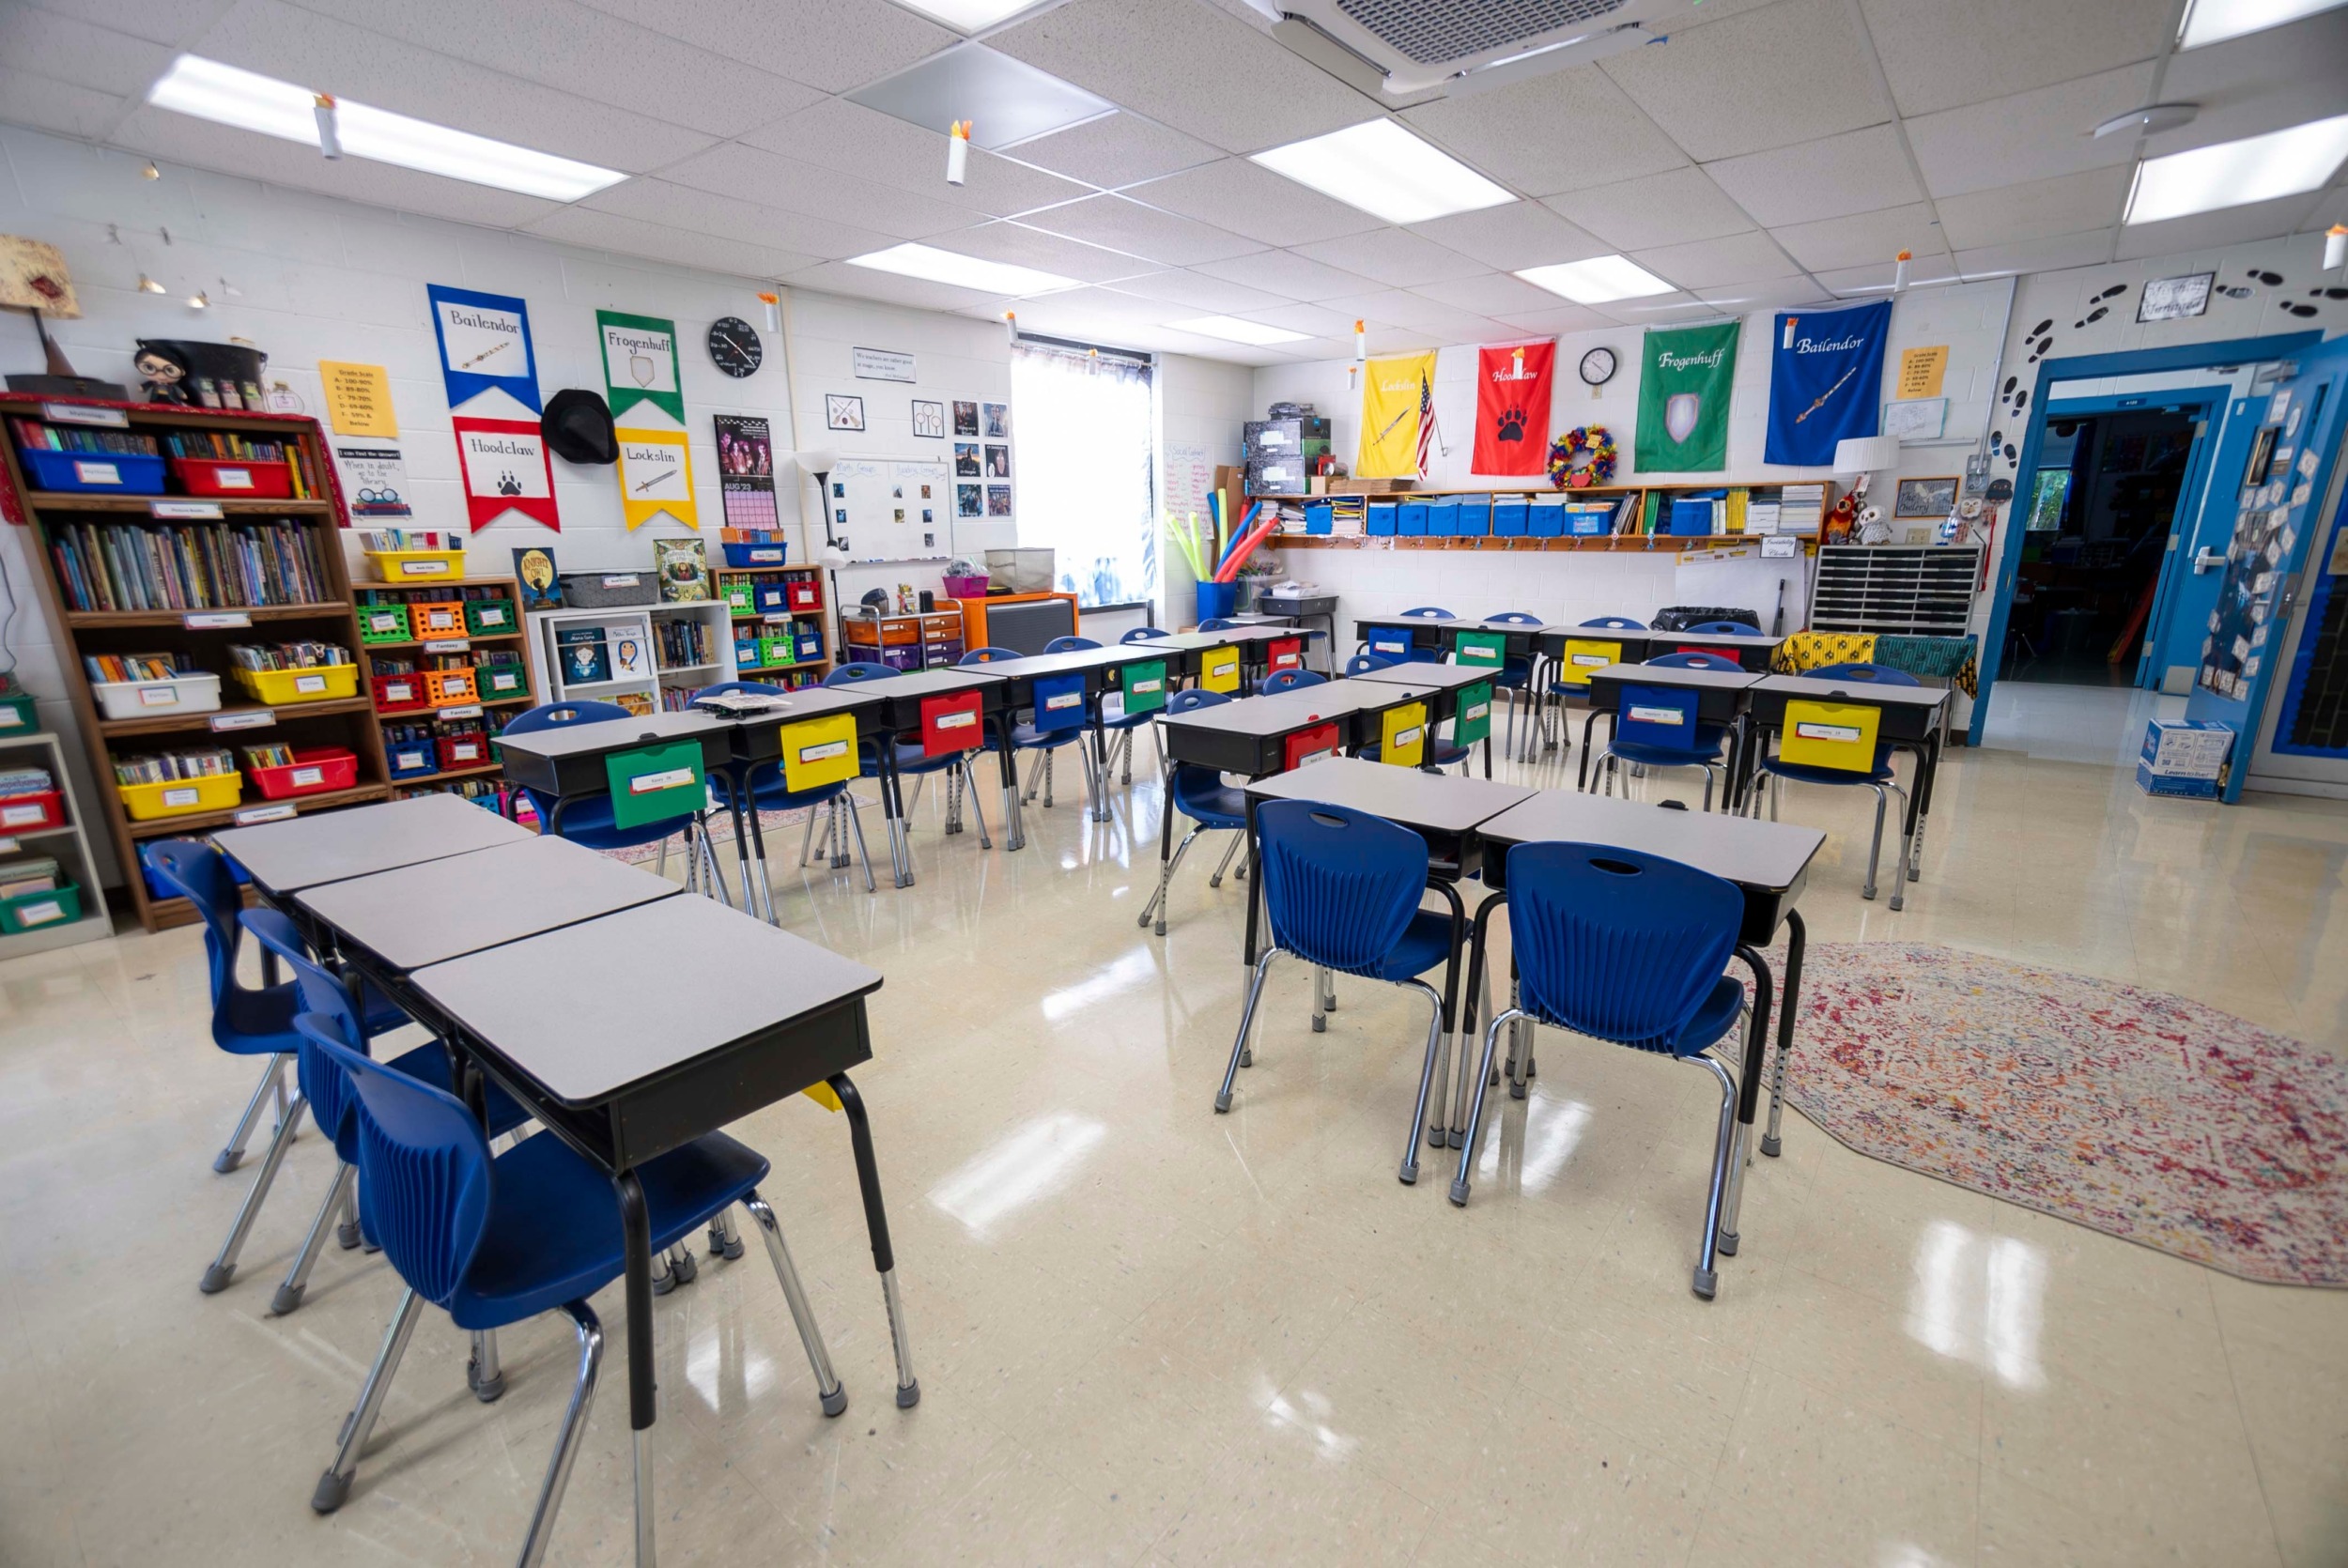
left=780, top=712, right=859, bottom=791
left=1201, top=645, right=1241, bottom=694
left=920, top=690, right=985, bottom=757
left=1556, top=638, right=1622, bottom=686
left=1379, top=700, right=1427, bottom=768
left=1779, top=699, right=1879, bottom=773
left=1031, top=671, right=1088, bottom=733
left=1617, top=684, right=1700, bottom=750
left=604, top=741, right=706, bottom=829
left=1369, top=632, right=1411, bottom=661
left=1452, top=679, right=1492, bottom=746
left=1120, top=659, right=1166, bottom=715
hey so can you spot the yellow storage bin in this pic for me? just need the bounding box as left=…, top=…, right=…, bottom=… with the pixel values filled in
left=118, top=773, right=242, bottom=821
left=232, top=664, right=363, bottom=705
left=364, top=548, right=467, bottom=583
left=1779, top=699, right=1881, bottom=772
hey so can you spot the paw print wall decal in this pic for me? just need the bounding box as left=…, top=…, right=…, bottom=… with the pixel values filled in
left=1493, top=406, right=1527, bottom=443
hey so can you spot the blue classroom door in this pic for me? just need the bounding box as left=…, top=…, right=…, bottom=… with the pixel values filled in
left=2150, top=393, right=2266, bottom=693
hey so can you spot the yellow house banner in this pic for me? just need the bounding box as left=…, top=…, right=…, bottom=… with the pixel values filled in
left=1358, top=351, right=1436, bottom=479
left=616, top=427, right=697, bottom=530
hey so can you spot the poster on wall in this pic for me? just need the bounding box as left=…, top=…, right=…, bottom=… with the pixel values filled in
left=451, top=415, right=558, bottom=531
left=334, top=444, right=413, bottom=519
left=1636, top=321, right=1738, bottom=472
left=1472, top=339, right=1555, bottom=476
left=1358, top=351, right=1437, bottom=478
left=714, top=414, right=777, bottom=530
left=426, top=284, right=540, bottom=413
left=596, top=310, right=684, bottom=425
left=1764, top=300, right=1891, bottom=467
left=616, top=427, right=696, bottom=530
left=319, top=361, right=397, bottom=438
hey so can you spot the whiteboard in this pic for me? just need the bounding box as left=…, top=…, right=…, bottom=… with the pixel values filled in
left=827, top=456, right=954, bottom=563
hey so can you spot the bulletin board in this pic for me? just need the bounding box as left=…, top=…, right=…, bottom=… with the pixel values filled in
left=825, top=457, right=955, bottom=563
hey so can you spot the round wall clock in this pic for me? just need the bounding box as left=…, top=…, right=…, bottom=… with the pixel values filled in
left=1579, top=346, right=1618, bottom=386
left=707, top=315, right=763, bottom=378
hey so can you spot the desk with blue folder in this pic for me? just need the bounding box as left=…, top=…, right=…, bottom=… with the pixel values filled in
left=961, top=644, right=1167, bottom=822
left=1576, top=664, right=1765, bottom=792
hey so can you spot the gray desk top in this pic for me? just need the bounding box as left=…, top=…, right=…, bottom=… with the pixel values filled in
left=1586, top=664, right=1765, bottom=692
left=491, top=709, right=733, bottom=765
left=1648, top=630, right=1784, bottom=651
left=1356, top=612, right=1461, bottom=627
left=1753, top=673, right=1951, bottom=710
left=1152, top=626, right=1287, bottom=653
left=1246, top=756, right=1537, bottom=834
left=1476, top=792, right=1824, bottom=893
left=965, top=645, right=1158, bottom=681
left=214, top=793, right=533, bottom=895
left=299, top=835, right=680, bottom=972
left=1351, top=662, right=1494, bottom=691
left=691, top=685, right=882, bottom=725
left=842, top=666, right=1004, bottom=697
left=1162, top=680, right=1430, bottom=738
left=411, top=894, right=884, bottom=1107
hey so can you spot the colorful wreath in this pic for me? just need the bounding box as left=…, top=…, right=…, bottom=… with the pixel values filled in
left=1547, top=425, right=1617, bottom=489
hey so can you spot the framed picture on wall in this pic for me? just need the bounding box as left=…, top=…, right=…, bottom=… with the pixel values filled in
left=982, top=402, right=1010, bottom=438
left=2245, top=423, right=2280, bottom=487
left=825, top=393, right=865, bottom=431
left=953, top=442, right=981, bottom=477
left=956, top=483, right=982, bottom=517
left=1892, top=475, right=1959, bottom=518
left=2138, top=271, right=2214, bottom=323
left=952, top=400, right=979, bottom=436
left=911, top=399, right=944, bottom=438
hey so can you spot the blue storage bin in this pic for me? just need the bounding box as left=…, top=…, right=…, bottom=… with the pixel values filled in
left=1427, top=498, right=1459, bottom=536
left=721, top=540, right=788, bottom=568
left=1492, top=498, right=1529, bottom=536
left=1398, top=499, right=1429, bottom=536
left=1305, top=501, right=1334, bottom=536
left=1669, top=491, right=1726, bottom=537
left=1367, top=501, right=1398, bottom=535
left=19, top=448, right=167, bottom=495
left=1455, top=497, right=1491, bottom=536
left=1530, top=501, right=1567, bottom=538
left=1567, top=504, right=1614, bottom=537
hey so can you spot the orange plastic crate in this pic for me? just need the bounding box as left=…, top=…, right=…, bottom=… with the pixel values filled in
left=409, top=600, right=467, bottom=639
left=424, top=669, right=480, bottom=707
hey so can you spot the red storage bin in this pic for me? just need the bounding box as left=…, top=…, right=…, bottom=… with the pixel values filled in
left=0, top=790, right=63, bottom=833
left=785, top=577, right=822, bottom=611
left=171, top=457, right=295, bottom=499
left=371, top=672, right=429, bottom=713
left=247, top=747, right=357, bottom=801
left=920, top=690, right=985, bottom=757
left=1268, top=637, right=1305, bottom=672
left=437, top=733, right=488, bottom=771
left=1284, top=722, right=1339, bottom=771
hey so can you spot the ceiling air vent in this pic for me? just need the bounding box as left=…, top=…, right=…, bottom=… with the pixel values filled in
left=1271, top=0, right=1695, bottom=97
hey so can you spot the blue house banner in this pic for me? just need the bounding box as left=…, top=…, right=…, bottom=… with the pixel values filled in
left=426, top=284, right=541, bottom=414
left=1766, top=300, right=1892, bottom=466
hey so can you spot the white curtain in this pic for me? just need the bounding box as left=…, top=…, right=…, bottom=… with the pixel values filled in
left=1008, top=342, right=1155, bottom=607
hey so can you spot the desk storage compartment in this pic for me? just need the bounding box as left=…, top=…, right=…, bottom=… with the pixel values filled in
left=779, top=713, right=859, bottom=792
left=173, top=457, right=293, bottom=500
left=17, top=448, right=166, bottom=494
left=247, top=746, right=357, bottom=800
left=93, top=672, right=222, bottom=721
left=118, top=773, right=240, bottom=821
left=1284, top=721, right=1340, bottom=771
left=363, top=547, right=465, bottom=582
left=0, top=882, right=81, bottom=934
left=0, top=790, right=64, bottom=832
left=1267, top=637, right=1305, bottom=672
left=463, top=599, right=517, bottom=636
left=919, top=690, right=986, bottom=755
left=425, top=669, right=480, bottom=707
left=371, top=672, right=428, bottom=713
left=232, top=664, right=360, bottom=705
left=1779, top=699, right=1880, bottom=772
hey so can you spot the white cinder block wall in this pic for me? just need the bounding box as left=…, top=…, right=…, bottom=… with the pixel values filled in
left=1156, top=353, right=1253, bottom=621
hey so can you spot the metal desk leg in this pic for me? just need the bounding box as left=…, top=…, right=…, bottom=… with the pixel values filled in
left=1577, top=710, right=1604, bottom=792
left=994, top=711, right=1027, bottom=852
left=1241, top=794, right=1262, bottom=968
left=830, top=1074, right=919, bottom=1407
left=1721, top=945, right=1774, bottom=1259
left=1764, top=911, right=1804, bottom=1157
left=614, top=1170, right=657, bottom=1567
left=726, top=776, right=776, bottom=925
left=877, top=741, right=915, bottom=889
left=1089, top=715, right=1112, bottom=822
left=1422, top=881, right=1465, bottom=1148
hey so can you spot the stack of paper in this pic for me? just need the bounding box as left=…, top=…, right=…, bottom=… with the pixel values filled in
left=1779, top=484, right=1826, bottom=535
left=0, top=857, right=60, bottom=899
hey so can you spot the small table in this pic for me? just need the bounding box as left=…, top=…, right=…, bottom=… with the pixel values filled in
left=214, top=792, right=532, bottom=897
left=834, top=667, right=1011, bottom=880
left=1744, top=673, right=1950, bottom=903
left=1579, top=664, right=1766, bottom=793
left=965, top=645, right=1166, bottom=822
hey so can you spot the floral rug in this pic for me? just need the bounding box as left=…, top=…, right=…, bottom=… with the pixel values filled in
left=1780, top=942, right=2348, bottom=1286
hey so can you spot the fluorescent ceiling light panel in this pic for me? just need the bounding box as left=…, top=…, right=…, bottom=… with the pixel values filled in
left=146, top=54, right=624, bottom=202
left=892, top=0, right=1038, bottom=30
left=847, top=241, right=1078, bottom=295
left=847, top=41, right=1112, bottom=148
left=1170, top=315, right=1309, bottom=345
left=1515, top=254, right=1674, bottom=304
left=2176, top=0, right=2348, bottom=48
left=1250, top=118, right=1514, bottom=224
left=2123, top=113, right=2348, bottom=224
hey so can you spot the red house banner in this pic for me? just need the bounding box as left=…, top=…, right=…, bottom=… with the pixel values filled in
left=451, top=415, right=559, bottom=531
left=1472, top=340, right=1554, bottom=477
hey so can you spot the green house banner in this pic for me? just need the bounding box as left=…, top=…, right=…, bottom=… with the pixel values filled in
left=1635, top=320, right=1739, bottom=473
left=597, top=310, right=685, bottom=425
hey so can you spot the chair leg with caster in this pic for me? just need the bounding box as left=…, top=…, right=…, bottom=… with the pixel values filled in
left=213, top=1052, right=291, bottom=1174
left=743, top=1194, right=847, bottom=1416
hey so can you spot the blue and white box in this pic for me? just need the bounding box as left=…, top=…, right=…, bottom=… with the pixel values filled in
left=2136, top=717, right=2232, bottom=798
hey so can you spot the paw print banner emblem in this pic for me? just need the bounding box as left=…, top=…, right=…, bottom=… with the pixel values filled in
left=1474, top=339, right=1554, bottom=477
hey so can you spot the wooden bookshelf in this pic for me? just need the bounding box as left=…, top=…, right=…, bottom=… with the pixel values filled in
left=713, top=563, right=832, bottom=690
left=1274, top=532, right=1818, bottom=553
left=0, top=392, right=390, bottom=931
left=348, top=569, right=537, bottom=806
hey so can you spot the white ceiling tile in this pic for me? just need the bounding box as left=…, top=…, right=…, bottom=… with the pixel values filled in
left=1400, top=67, right=1687, bottom=198
left=570, top=0, right=951, bottom=90
left=25, top=0, right=233, bottom=44
left=1188, top=248, right=1382, bottom=301
left=1103, top=269, right=1290, bottom=314
left=1935, top=167, right=2132, bottom=252
left=739, top=99, right=1092, bottom=220
left=783, top=259, right=1012, bottom=314
left=2112, top=194, right=2333, bottom=261
left=1235, top=300, right=1360, bottom=338
left=660, top=143, right=975, bottom=238
left=939, top=220, right=1162, bottom=283
left=1018, top=192, right=1267, bottom=265
left=1124, top=158, right=1384, bottom=248
left=583, top=178, right=902, bottom=261
left=1904, top=64, right=2154, bottom=199
left=1488, top=302, right=1617, bottom=336
left=1408, top=203, right=1607, bottom=272
left=1591, top=291, right=1725, bottom=325
left=1324, top=289, right=1506, bottom=343
left=0, top=2, right=170, bottom=96
left=1545, top=166, right=1756, bottom=250
left=990, top=0, right=1379, bottom=154
left=0, top=62, right=125, bottom=139
left=1769, top=202, right=1945, bottom=270
left=1694, top=276, right=1833, bottom=310
left=523, top=208, right=817, bottom=279
left=1704, top=125, right=1922, bottom=227
left=2148, top=8, right=2348, bottom=157
left=1599, top=0, right=1892, bottom=160
left=1410, top=270, right=1570, bottom=317
left=269, top=0, right=825, bottom=139
left=1631, top=229, right=1804, bottom=289
left=1856, top=0, right=2175, bottom=117
left=1002, top=286, right=1188, bottom=341
left=1292, top=227, right=1489, bottom=287
left=180, top=0, right=717, bottom=173
left=1000, top=110, right=1221, bottom=189
left=1952, top=232, right=2120, bottom=279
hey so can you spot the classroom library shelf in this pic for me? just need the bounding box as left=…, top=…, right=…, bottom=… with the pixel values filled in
left=2, top=393, right=393, bottom=933
left=1274, top=531, right=1816, bottom=553
left=353, top=569, right=537, bottom=808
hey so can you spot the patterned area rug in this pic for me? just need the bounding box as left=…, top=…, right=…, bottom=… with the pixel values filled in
left=1782, top=942, right=2348, bottom=1286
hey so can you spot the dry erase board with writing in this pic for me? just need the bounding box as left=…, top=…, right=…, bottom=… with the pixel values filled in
left=830, top=456, right=953, bottom=563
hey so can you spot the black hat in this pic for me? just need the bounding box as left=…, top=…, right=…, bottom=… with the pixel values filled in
left=542, top=389, right=617, bottom=466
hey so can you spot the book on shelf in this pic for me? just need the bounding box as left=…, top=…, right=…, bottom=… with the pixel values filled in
left=0, top=766, right=54, bottom=797
left=0, top=856, right=61, bottom=899
left=48, top=519, right=330, bottom=612
left=1778, top=483, right=1826, bottom=536
left=9, top=419, right=160, bottom=456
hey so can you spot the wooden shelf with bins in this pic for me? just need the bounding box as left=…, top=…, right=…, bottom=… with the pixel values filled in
left=1275, top=531, right=1817, bottom=553
left=349, top=570, right=537, bottom=806
left=714, top=563, right=831, bottom=688
left=1, top=393, right=391, bottom=932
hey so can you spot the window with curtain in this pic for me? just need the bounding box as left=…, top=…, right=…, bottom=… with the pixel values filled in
left=1008, top=340, right=1155, bottom=607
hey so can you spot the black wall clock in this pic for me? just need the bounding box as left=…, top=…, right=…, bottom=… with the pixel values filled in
left=707, top=315, right=763, bottom=378
left=1579, top=346, right=1618, bottom=386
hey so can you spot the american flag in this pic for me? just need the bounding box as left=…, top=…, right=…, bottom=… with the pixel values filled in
left=1415, top=369, right=1435, bottom=478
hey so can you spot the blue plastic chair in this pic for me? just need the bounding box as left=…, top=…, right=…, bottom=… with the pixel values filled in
left=700, top=681, right=876, bottom=909
left=1197, top=616, right=1242, bottom=632
left=1454, top=842, right=1749, bottom=1299
left=503, top=700, right=730, bottom=902
left=1683, top=619, right=1760, bottom=635
left=1395, top=606, right=1453, bottom=664
left=1214, top=800, right=1457, bottom=1181
left=826, top=660, right=992, bottom=849
left=298, top=1006, right=849, bottom=1539
left=1101, top=626, right=1171, bottom=783
left=1137, top=688, right=1251, bottom=935
left=1751, top=662, right=1920, bottom=904
left=232, top=909, right=533, bottom=1328
left=1259, top=668, right=1324, bottom=695
left=964, top=646, right=1094, bottom=813
left=1538, top=616, right=1649, bottom=751
left=1594, top=677, right=1731, bottom=810
left=1044, top=635, right=1097, bottom=653
left=1347, top=653, right=1472, bottom=774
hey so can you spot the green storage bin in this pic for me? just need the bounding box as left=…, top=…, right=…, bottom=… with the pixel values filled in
left=0, top=691, right=37, bottom=734
left=358, top=603, right=413, bottom=644
left=464, top=598, right=517, bottom=637
left=0, top=881, right=80, bottom=934
left=724, top=580, right=756, bottom=614
left=757, top=634, right=796, bottom=668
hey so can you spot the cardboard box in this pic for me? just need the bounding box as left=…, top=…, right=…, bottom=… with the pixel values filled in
left=2136, top=717, right=2232, bottom=798
left=1327, top=477, right=1414, bottom=494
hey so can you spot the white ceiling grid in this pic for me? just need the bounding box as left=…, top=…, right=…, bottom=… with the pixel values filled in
left=0, top=0, right=2341, bottom=365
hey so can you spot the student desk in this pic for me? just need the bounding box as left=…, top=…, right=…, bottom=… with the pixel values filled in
left=1465, top=792, right=1826, bottom=1205
left=1241, top=757, right=1538, bottom=1147
left=1353, top=611, right=1460, bottom=665
left=1644, top=628, right=1784, bottom=671
left=1743, top=673, right=1949, bottom=904
left=1228, top=608, right=1334, bottom=674
left=1151, top=625, right=1300, bottom=692
left=491, top=710, right=745, bottom=905
left=1578, top=664, right=1766, bottom=793
left=694, top=685, right=888, bottom=918
left=213, top=792, right=532, bottom=897
left=838, top=666, right=1012, bottom=881
left=1156, top=680, right=1435, bottom=777
left=400, top=893, right=910, bottom=1567
left=1349, top=661, right=1504, bottom=776
left=963, top=645, right=1165, bottom=823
